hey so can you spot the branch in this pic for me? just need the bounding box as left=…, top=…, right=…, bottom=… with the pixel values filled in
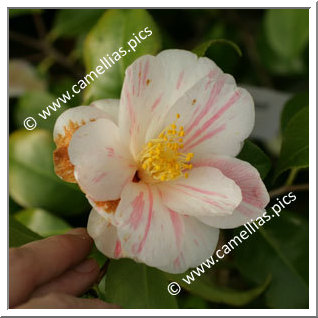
left=97, top=259, right=110, bottom=284
left=269, top=183, right=309, bottom=198
left=9, top=31, right=80, bottom=77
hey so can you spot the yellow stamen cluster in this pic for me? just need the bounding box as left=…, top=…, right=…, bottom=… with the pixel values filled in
left=138, top=114, right=194, bottom=182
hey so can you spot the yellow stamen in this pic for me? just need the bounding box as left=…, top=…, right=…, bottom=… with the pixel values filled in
left=137, top=114, right=194, bottom=182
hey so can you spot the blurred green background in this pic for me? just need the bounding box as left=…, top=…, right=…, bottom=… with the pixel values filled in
left=9, top=9, right=309, bottom=309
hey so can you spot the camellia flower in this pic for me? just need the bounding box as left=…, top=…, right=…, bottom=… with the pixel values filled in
left=53, top=49, right=269, bottom=273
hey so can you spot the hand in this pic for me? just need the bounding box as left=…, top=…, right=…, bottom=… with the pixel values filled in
left=9, top=228, right=120, bottom=309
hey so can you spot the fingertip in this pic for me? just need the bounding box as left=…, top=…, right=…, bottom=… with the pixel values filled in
left=65, top=228, right=93, bottom=245
left=67, top=227, right=89, bottom=236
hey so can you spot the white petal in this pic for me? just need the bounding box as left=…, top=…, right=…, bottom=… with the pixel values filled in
left=87, top=209, right=123, bottom=258
left=53, top=106, right=112, bottom=182
left=159, top=73, right=255, bottom=157
left=90, top=99, right=119, bottom=124
left=114, top=181, right=220, bottom=273
left=158, top=216, right=219, bottom=273
left=194, top=155, right=270, bottom=228
left=158, top=167, right=242, bottom=217
left=53, top=105, right=110, bottom=142
left=115, top=182, right=181, bottom=267
left=118, top=49, right=222, bottom=157
left=68, top=118, right=136, bottom=201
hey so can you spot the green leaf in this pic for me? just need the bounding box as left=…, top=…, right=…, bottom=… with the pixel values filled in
left=179, top=293, right=209, bottom=309
left=275, top=107, right=309, bottom=179
left=50, top=9, right=105, bottom=40
left=235, top=210, right=309, bottom=308
left=264, top=9, right=309, bottom=59
left=281, top=93, right=309, bottom=132
left=14, top=208, right=71, bottom=237
left=14, top=91, right=68, bottom=131
left=104, top=258, right=178, bottom=308
left=9, top=196, right=22, bottom=214
left=257, top=26, right=306, bottom=76
left=193, top=39, right=242, bottom=58
left=9, top=215, right=42, bottom=247
left=9, top=129, right=90, bottom=216
left=166, top=272, right=270, bottom=307
left=237, top=140, right=271, bottom=179
left=50, top=77, right=82, bottom=108
left=84, top=9, right=161, bottom=101
left=89, top=245, right=108, bottom=267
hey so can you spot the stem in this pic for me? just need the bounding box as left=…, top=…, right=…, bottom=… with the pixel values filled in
left=269, top=183, right=308, bottom=198
left=285, top=168, right=299, bottom=186
left=97, top=259, right=110, bottom=284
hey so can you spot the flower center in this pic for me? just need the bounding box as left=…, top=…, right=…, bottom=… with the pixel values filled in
left=137, top=114, right=194, bottom=183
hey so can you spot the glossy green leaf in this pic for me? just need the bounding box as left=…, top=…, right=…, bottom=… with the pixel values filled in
left=9, top=129, right=90, bottom=216
left=258, top=26, right=306, bottom=76
left=14, top=208, right=71, bottom=237
left=9, top=215, right=42, bottom=247
left=237, top=140, right=271, bottom=179
left=50, top=9, right=105, bottom=40
left=275, top=107, right=309, bottom=179
left=264, top=9, right=309, bottom=59
left=104, top=258, right=178, bottom=308
left=235, top=210, right=309, bottom=308
left=281, top=93, right=309, bottom=132
left=167, top=272, right=270, bottom=307
left=193, top=38, right=242, bottom=58
left=84, top=9, right=161, bottom=101
left=14, top=91, right=68, bottom=131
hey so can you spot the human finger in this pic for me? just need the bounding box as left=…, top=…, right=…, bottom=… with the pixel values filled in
left=31, top=258, right=100, bottom=298
left=16, top=293, right=121, bottom=309
left=10, top=228, right=93, bottom=307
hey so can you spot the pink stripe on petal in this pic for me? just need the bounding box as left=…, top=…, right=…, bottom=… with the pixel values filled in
left=167, top=185, right=226, bottom=210
left=128, top=192, right=145, bottom=230
left=126, top=91, right=136, bottom=135
left=186, top=78, right=225, bottom=135
left=174, top=184, right=227, bottom=198
left=105, top=147, right=115, bottom=157
left=151, top=94, right=163, bottom=112
left=137, top=186, right=153, bottom=254
left=92, top=172, right=107, bottom=184
left=183, top=124, right=225, bottom=152
left=173, top=257, right=181, bottom=269
left=114, top=240, right=122, bottom=258
left=176, top=71, right=184, bottom=89
left=193, top=156, right=269, bottom=217
left=184, top=89, right=240, bottom=148
left=168, top=209, right=183, bottom=249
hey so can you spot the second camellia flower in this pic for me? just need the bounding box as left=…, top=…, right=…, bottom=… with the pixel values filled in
left=53, top=49, right=269, bottom=273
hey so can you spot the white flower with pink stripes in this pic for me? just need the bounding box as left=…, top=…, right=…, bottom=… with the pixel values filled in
left=53, top=49, right=269, bottom=273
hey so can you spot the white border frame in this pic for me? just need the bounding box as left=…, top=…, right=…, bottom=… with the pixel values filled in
left=3, top=1, right=316, bottom=316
